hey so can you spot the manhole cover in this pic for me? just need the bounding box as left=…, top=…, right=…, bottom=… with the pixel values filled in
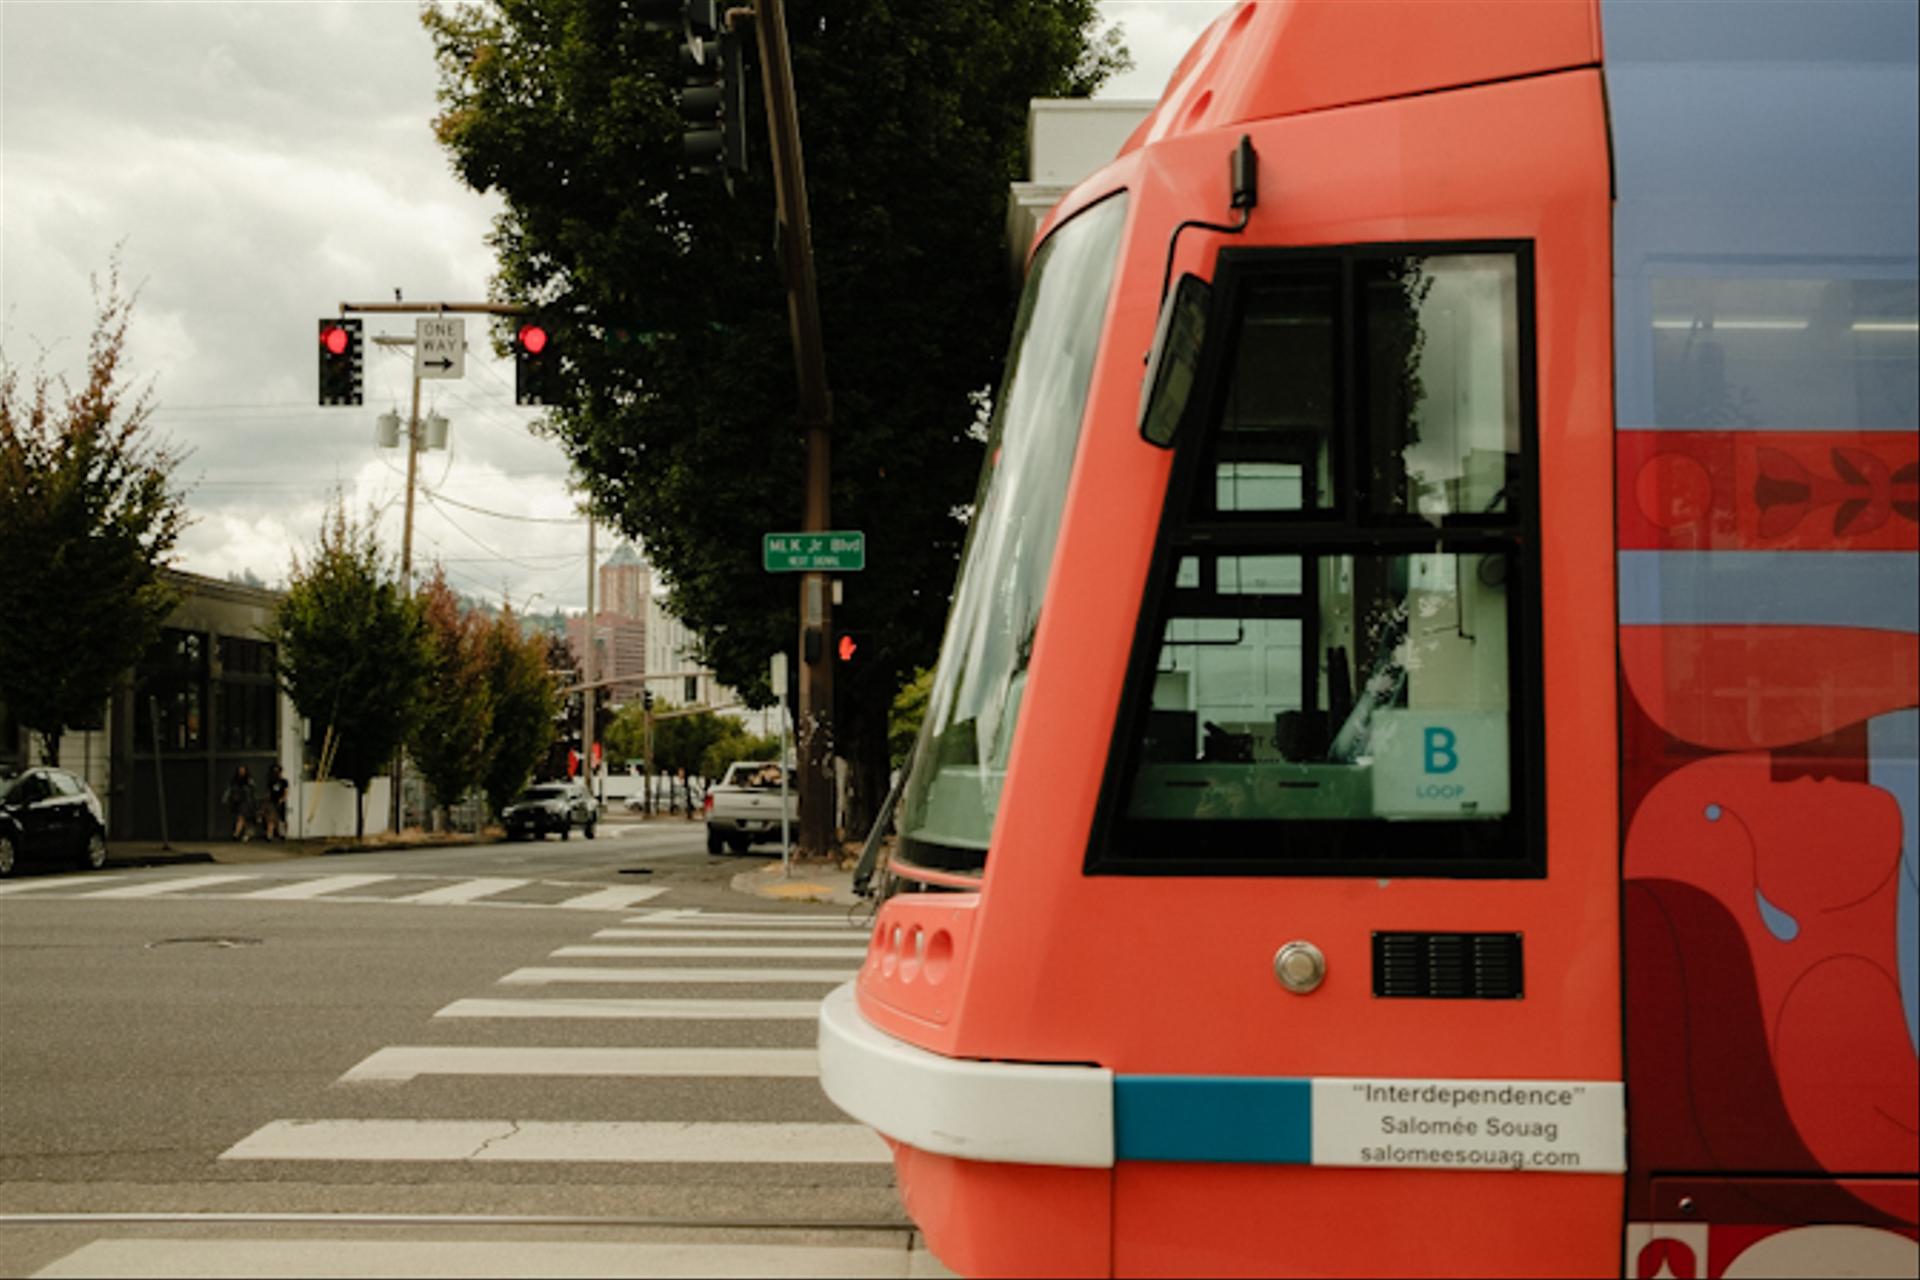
left=618, top=867, right=655, bottom=876
left=146, top=936, right=263, bottom=950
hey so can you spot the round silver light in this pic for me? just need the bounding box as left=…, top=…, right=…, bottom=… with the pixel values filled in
left=1273, top=940, right=1326, bottom=994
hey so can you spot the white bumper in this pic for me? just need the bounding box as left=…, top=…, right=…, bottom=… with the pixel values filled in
left=816, top=981, right=1114, bottom=1168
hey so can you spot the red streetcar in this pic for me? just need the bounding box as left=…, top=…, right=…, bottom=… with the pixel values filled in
left=821, top=2, right=1919, bottom=1275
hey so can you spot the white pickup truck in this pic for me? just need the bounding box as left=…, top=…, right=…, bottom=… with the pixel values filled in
left=703, top=761, right=796, bottom=854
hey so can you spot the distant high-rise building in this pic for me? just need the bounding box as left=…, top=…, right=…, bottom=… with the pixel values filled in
left=600, top=542, right=650, bottom=620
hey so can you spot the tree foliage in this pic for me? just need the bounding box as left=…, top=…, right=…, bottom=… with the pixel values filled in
left=0, top=262, right=186, bottom=765
left=271, top=500, right=430, bottom=837
left=422, top=0, right=1127, bottom=823
left=702, top=728, right=783, bottom=783
left=480, top=608, right=560, bottom=818
left=888, top=665, right=931, bottom=770
left=409, top=566, right=495, bottom=822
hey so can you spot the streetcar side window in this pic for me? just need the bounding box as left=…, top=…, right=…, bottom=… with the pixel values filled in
left=1096, top=245, right=1541, bottom=876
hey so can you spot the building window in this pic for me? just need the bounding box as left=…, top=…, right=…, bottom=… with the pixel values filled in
left=135, top=629, right=208, bottom=753
left=218, top=635, right=278, bottom=751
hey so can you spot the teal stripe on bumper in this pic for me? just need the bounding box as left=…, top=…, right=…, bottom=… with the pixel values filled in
left=1114, top=1075, right=1311, bottom=1163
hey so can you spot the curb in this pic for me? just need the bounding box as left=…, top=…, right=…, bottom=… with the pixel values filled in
left=104, top=851, right=217, bottom=869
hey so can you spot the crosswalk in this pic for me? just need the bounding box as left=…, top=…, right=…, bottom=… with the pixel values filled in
left=25, top=899, right=929, bottom=1278
left=0, top=869, right=669, bottom=914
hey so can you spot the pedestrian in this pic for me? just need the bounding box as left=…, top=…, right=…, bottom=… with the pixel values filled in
left=224, top=765, right=257, bottom=842
left=264, top=763, right=289, bottom=841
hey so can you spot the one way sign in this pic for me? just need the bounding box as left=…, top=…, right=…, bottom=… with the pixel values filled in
left=415, top=316, right=466, bottom=381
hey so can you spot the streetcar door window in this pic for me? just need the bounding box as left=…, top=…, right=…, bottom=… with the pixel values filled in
left=1095, top=245, right=1541, bottom=877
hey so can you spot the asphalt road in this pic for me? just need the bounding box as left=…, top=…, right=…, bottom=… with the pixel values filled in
left=0, top=822, right=916, bottom=1277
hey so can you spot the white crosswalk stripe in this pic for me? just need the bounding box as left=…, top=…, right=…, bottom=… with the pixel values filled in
left=436, top=997, right=824, bottom=1019
left=233, top=873, right=396, bottom=900
left=553, top=943, right=870, bottom=959
left=33, top=1239, right=939, bottom=1279
left=0, top=873, right=130, bottom=895
left=338, top=1045, right=821, bottom=1083
left=625, top=908, right=854, bottom=924
left=591, top=926, right=869, bottom=940
left=391, top=876, right=531, bottom=904
left=222, top=1118, right=888, bottom=1163
left=549, top=886, right=667, bottom=910
left=80, top=873, right=261, bottom=898
left=499, top=965, right=858, bottom=985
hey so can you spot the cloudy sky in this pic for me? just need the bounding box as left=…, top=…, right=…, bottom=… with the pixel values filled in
left=1, top=0, right=1230, bottom=613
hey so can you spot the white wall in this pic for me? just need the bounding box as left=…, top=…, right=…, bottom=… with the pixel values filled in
left=292, top=777, right=392, bottom=840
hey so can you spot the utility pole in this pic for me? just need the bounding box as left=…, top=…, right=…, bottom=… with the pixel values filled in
left=346, top=301, right=527, bottom=835
left=394, top=365, right=423, bottom=833
left=750, top=0, right=835, bottom=860
left=583, top=502, right=597, bottom=796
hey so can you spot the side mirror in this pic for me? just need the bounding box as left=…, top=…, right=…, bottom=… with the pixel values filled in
left=1139, top=272, right=1212, bottom=449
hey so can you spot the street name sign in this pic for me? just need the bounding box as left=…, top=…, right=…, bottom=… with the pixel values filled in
left=764, top=531, right=865, bottom=572
left=415, top=316, right=466, bottom=380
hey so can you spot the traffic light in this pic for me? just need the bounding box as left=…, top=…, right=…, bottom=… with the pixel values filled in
left=513, top=321, right=554, bottom=406
left=317, top=318, right=363, bottom=406
left=678, top=0, right=748, bottom=177
left=642, top=689, right=655, bottom=712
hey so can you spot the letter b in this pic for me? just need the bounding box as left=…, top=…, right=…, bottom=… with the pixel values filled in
left=1424, top=727, right=1459, bottom=775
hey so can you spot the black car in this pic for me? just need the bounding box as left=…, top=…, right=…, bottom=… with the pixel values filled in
left=0, top=767, right=110, bottom=877
left=501, top=782, right=598, bottom=841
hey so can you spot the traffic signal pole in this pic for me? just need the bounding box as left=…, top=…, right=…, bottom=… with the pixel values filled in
left=749, top=0, right=836, bottom=861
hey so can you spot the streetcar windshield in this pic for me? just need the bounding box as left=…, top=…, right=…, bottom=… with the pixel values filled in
left=896, top=193, right=1130, bottom=870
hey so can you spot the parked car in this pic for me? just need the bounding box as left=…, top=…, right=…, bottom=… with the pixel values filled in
left=703, top=760, right=795, bottom=854
left=500, top=782, right=598, bottom=841
left=0, top=767, right=109, bottom=876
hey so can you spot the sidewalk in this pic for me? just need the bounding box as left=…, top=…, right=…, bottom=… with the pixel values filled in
left=727, top=857, right=865, bottom=907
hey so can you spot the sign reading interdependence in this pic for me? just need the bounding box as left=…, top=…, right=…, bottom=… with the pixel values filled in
left=763, top=531, right=866, bottom=572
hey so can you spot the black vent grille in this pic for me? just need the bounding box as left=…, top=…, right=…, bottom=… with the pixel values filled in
left=1372, top=932, right=1523, bottom=999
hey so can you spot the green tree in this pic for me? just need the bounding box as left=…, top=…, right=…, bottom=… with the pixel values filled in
left=0, top=263, right=186, bottom=765
left=409, top=566, right=494, bottom=826
left=888, top=666, right=931, bottom=771
left=701, top=727, right=783, bottom=784
left=422, top=0, right=1126, bottom=828
left=653, top=706, right=743, bottom=777
left=480, top=608, right=560, bottom=819
left=272, top=500, right=430, bottom=838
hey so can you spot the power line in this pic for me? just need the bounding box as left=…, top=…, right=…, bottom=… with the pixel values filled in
left=417, top=487, right=576, bottom=571
left=416, top=484, right=586, bottom=525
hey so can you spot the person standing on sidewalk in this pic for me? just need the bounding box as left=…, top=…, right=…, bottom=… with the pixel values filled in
left=224, top=766, right=257, bottom=843
left=263, top=764, right=289, bottom=841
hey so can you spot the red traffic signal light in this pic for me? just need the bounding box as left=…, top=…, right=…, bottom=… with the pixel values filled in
left=514, top=320, right=555, bottom=406
left=317, top=318, right=362, bottom=406
left=837, top=633, right=859, bottom=662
